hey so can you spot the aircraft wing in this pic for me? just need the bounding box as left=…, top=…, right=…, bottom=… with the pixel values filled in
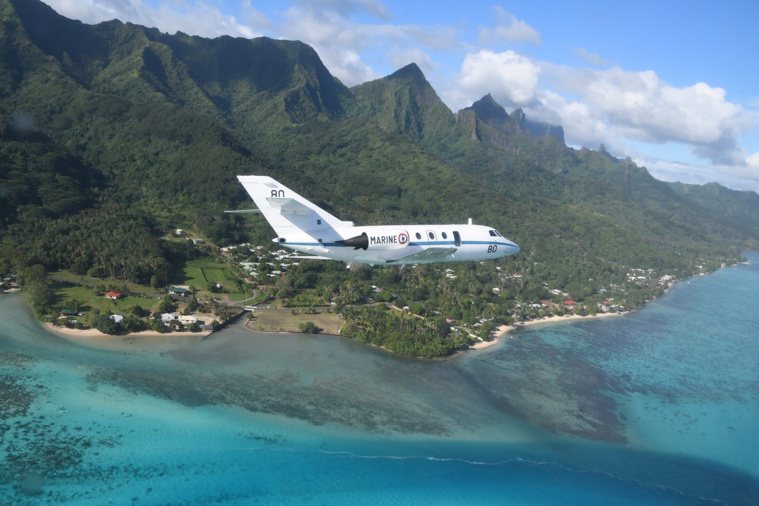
left=384, top=247, right=458, bottom=264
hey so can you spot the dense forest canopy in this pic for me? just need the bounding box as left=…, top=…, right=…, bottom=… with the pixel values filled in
left=1, top=0, right=757, bottom=355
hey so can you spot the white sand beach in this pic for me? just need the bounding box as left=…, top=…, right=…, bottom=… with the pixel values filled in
left=470, top=311, right=629, bottom=351
left=44, top=323, right=212, bottom=351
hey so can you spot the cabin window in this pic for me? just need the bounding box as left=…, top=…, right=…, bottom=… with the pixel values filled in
left=427, top=231, right=436, bottom=240
left=442, top=232, right=448, bottom=239
left=415, top=232, right=422, bottom=240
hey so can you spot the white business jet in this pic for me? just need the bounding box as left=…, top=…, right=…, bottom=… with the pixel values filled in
left=231, top=175, right=519, bottom=265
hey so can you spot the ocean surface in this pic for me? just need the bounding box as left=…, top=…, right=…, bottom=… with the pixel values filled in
left=1, top=253, right=758, bottom=505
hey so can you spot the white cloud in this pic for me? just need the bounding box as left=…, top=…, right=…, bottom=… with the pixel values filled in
left=642, top=156, right=759, bottom=193
left=449, top=50, right=759, bottom=191
left=454, top=50, right=540, bottom=108
left=278, top=4, right=459, bottom=86
left=43, top=0, right=263, bottom=39
left=478, top=7, right=540, bottom=46
left=42, top=0, right=140, bottom=24
left=532, top=90, right=607, bottom=147
left=279, top=7, right=381, bottom=85
left=571, top=47, right=608, bottom=66
left=536, top=65, right=750, bottom=166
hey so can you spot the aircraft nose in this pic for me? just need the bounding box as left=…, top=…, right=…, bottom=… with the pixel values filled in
left=504, top=241, right=520, bottom=256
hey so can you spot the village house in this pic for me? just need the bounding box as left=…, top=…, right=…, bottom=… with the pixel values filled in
left=168, top=286, right=190, bottom=297
left=105, top=291, right=123, bottom=300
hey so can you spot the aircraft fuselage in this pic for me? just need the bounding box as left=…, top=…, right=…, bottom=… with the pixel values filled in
left=276, top=224, right=518, bottom=264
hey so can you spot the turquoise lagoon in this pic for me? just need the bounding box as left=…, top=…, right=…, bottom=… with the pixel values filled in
left=1, top=252, right=758, bottom=504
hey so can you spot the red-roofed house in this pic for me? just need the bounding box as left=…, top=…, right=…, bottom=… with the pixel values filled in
left=563, top=299, right=577, bottom=307
left=105, top=291, right=123, bottom=300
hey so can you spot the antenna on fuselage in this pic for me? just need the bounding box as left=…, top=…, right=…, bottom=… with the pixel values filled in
left=468, top=218, right=473, bottom=225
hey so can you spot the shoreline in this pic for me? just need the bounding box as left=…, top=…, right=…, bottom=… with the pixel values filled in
left=467, top=311, right=630, bottom=352
left=43, top=322, right=212, bottom=351
left=12, top=253, right=752, bottom=357
left=44, top=310, right=631, bottom=356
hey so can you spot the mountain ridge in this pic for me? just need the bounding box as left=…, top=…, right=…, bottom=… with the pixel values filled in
left=1, top=0, right=755, bottom=296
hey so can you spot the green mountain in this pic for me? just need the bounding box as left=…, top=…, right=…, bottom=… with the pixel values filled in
left=669, top=181, right=759, bottom=238
left=344, top=61, right=756, bottom=271
left=349, top=63, right=456, bottom=146
left=1, top=0, right=757, bottom=355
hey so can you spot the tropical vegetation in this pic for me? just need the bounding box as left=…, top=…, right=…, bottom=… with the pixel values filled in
left=1, top=0, right=757, bottom=356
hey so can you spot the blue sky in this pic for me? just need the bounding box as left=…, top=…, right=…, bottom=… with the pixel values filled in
left=41, top=0, right=759, bottom=193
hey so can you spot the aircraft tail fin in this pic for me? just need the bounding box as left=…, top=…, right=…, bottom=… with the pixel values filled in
left=237, top=176, right=350, bottom=238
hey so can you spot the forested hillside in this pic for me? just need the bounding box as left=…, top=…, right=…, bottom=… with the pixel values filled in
left=1, top=0, right=756, bottom=356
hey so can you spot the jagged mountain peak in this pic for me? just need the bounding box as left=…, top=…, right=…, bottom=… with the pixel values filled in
left=349, top=62, right=452, bottom=143
left=462, top=95, right=565, bottom=144
left=467, top=94, right=513, bottom=127
left=388, top=63, right=426, bottom=82
left=473, top=93, right=502, bottom=109
left=362, top=62, right=439, bottom=101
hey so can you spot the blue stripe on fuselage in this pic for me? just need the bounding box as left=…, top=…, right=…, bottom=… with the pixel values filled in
left=283, top=240, right=513, bottom=248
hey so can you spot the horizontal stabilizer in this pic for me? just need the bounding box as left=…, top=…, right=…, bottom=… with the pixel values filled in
left=224, top=209, right=261, bottom=214
left=385, top=247, right=458, bottom=263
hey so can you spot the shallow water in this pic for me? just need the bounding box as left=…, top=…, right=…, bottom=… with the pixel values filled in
left=1, top=253, right=758, bottom=504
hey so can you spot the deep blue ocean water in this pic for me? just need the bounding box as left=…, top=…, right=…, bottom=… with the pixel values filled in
left=1, top=252, right=758, bottom=505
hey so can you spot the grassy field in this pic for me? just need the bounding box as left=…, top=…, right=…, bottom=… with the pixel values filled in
left=172, top=259, right=210, bottom=288
left=172, top=259, right=250, bottom=300
left=50, top=257, right=253, bottom=321
left=201, top=264, right=230, bottom=284
left=248, top=309, right=342, bottom=334
left=50, top=271, right=163, bottom=297
left=53, top=283, right=159, bottom=311
left=52, top=282, right=160, bottom=325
